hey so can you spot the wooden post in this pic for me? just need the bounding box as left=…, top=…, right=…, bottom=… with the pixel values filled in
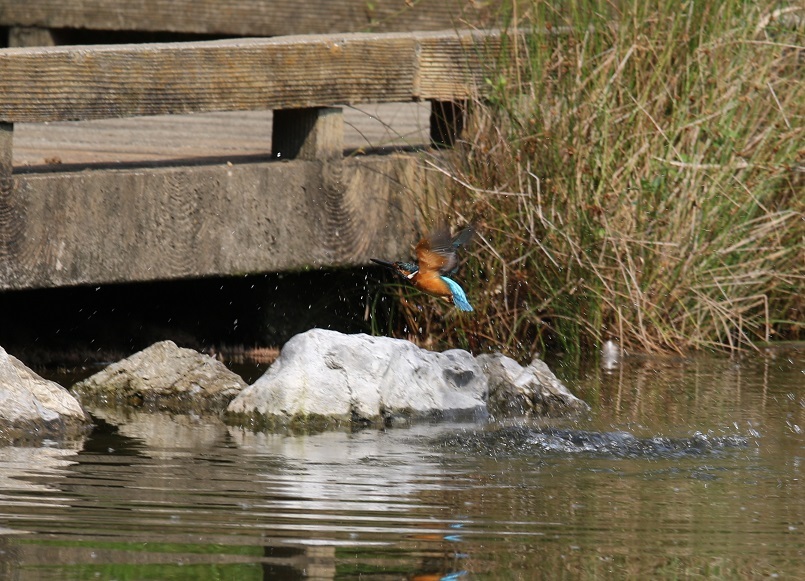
left=0, top=122, right=12, bottom=188
left=272, top=107, right=344, bottom=161
left=0, top=122, right=14, bottom=268
left=8, top=27, right=56, bottom=48
left=430, top=100, right=466, bottom=148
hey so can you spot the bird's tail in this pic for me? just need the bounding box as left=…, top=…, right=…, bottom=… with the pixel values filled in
left=441, top=276, right=474, bottom=312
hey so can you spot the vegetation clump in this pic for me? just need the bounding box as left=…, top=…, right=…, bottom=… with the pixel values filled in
left=386, top=1, right=803, bottom=360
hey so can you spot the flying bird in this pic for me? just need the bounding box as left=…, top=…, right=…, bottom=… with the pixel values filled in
left=371, top=225, right=475, bottom=311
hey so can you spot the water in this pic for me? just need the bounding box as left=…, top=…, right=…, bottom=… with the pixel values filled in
left=1, top=349, right=802, bottom=579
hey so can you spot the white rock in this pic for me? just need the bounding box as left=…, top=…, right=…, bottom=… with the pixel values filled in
left=227, top=329, right=488, bottom=424
left=0, top=346, right=89, bottom=441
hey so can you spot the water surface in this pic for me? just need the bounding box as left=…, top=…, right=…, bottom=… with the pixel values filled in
left=1, top=349, right=802, bottom=579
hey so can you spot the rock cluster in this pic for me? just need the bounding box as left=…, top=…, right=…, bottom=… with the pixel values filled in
left=227, top=329, right=588, bottom=427
left=2, top=330, right=588, bottom=440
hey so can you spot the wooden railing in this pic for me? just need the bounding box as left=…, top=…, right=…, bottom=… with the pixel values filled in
left=0, top=29, right=512, bottom=291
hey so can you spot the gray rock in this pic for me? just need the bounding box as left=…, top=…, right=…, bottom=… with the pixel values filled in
left=73, top=340, right=246, bottom=413
left=478, top=353, right=590, bottom=418
left=227, top=329, right=488, bottom=427
left=0, top=346, right=90, bottom=443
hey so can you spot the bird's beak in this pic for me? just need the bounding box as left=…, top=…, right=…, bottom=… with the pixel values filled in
left=370, top=258, right=395, bottom=269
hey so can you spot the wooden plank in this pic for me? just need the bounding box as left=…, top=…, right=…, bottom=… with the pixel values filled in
left=417, top=29, right=503, bottom=101
left=0, top=154, right=442, bottom=290
left=11, top=105, right=431, bottom=167
left=0, top=30, right=511, bottom=123
left=0, top=0, right=496, bottom=37
left=0, top=34, right=416, bottom=122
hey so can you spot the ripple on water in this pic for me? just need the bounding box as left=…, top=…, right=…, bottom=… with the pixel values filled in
left=0, top=351, right=803, bottom=579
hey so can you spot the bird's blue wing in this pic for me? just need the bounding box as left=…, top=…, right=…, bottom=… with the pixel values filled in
left=441, top=276, right=473, bottom=312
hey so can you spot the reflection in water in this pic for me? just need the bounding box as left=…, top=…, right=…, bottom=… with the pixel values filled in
left=0, top=350, right=802, bottom=579
left=0, top=444, right=84, bottom=534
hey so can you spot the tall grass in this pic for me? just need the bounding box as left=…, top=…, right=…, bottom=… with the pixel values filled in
left=383, top=1, right=803, bottom=360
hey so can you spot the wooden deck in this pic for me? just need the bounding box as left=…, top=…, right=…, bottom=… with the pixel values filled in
left=0, top=29, right=518, bottom=291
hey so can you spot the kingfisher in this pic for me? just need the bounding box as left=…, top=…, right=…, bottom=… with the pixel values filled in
left=371, top=225, right=475, bottom=312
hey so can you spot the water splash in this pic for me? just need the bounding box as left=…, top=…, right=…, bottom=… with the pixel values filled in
left=439, top=426, right=751, bottom=459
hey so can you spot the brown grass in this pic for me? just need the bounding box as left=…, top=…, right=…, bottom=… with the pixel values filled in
left=378, top=1, right=803, bottom=361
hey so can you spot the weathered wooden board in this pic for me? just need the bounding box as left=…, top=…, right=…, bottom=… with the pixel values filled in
left=0, top=0, right=496, bottom=36
left=0, top=154, right=444, bottom=290
left=11, top=105, right=431, bottom=167
left=0, top=30, right=508, bottom=123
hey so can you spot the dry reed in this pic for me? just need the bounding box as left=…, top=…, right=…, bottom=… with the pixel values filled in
left=377, top=1, right=803, bottom=361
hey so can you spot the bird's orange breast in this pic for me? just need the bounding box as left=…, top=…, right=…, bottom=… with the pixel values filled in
left=411, top=272, right=452, bottom=297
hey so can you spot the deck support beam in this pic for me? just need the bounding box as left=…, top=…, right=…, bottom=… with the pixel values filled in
left=0, top=122, right=14, bottom=273
left=272, top=107, right=344, bottom=161
left=0, top=122, right=11, bottom=180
